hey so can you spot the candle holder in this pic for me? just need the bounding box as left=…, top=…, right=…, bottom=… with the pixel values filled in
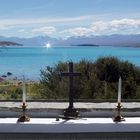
left=17, top=102, right=30, bottom=122
left=113, top=102, right=125, bottom=122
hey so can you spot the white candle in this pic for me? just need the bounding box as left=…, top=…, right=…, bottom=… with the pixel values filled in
left=22, top=76, right=26, bottom=103
left=118, top=76, right=122, bottom=103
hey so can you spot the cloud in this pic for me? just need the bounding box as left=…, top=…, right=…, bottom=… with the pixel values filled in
left=61, top=27, right=92, bottom=36
left=1, top=17, right=140, bottom=37
left=0, top=24, right=13, bottom=30
left=61, top=18, right=140, bottom=36
left=91, top=19, right=140, bottom=33
left=32, top=26, right=56, bottom=35
left=0, top=15, right=92, bottom=30
left=17, top=29, right=26, bottom=32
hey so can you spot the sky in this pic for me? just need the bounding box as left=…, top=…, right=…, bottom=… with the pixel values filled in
left=0, top=0, right=140, bottom=38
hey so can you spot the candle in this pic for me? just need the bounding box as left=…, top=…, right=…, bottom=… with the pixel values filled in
left=22, top=76, right=26, bottom=103
left=118, top=76, right=122, bottom=103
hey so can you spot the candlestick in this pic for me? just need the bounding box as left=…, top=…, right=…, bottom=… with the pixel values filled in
left=18, top=76, right=30, bottom=122
left=113, top=77, right=125, bottom=122
left=17, top=102, right=30, bottom=122
left=22, top=75, right=26, bottom=103
left=113, top=102, right=125, bottom=122
left=118, top=76, right=122, bottom=103
left=17, top=75, right=30, bottom=122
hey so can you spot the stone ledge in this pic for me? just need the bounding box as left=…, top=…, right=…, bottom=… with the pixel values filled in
left=0, top=102, right=140, bottom=118
left=0, top=101, right=140, bottom=109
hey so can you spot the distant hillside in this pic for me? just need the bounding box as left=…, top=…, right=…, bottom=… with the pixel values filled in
left=62, top=34, right=140, bottom=47
left=0, top=41, right=23, bottom=46
left=1, top=34, right=140, bottom=47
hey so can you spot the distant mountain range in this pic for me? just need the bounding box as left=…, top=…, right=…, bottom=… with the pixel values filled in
left=0, top=34, right=140, bottom=47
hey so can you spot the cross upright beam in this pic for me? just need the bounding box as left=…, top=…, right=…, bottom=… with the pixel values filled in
left=60, top=62, right=81, bottom=118
left=61, top=62, right=81, bottom=109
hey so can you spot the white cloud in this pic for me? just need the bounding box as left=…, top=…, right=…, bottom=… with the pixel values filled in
left=17, top=29, right=25, bottom=32
left=136, top=31, right=140, bottom=34
left=0, top=24, right=13, bottom=30
left=61, top=27, right=92, bottom=36
left=1, top=17, right=140, bottom=37
left=0, top=15, right=92, bottom=29
left=91, top=19, right=140, bottom=33
left=61, top=18, right=140, bottom=36
left=32, top=26, right=56, bottom=35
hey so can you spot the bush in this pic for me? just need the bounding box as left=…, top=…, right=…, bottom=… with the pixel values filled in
left=40, top=57, right=140, bottom=100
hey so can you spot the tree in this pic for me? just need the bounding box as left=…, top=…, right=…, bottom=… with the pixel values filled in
left=40, top=57, right=140, bottom=100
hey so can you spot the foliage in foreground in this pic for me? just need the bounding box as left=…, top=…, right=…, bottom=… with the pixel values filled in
left=40, top=57, right=140, bottom=100
left=1, top=56, right=140, bottom=100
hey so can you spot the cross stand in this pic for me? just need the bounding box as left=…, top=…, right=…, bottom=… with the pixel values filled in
left=57, top=62, right=81, bottom=120
left=113, top=102, right=125, bottom=122
left=17, top=102, right=30, bottom=122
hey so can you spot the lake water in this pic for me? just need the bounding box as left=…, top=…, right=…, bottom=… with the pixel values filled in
left=0, top=45, right=140, bottom=80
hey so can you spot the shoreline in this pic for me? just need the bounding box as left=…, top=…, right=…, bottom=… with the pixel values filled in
left=0, top=76, right=39, bottom=85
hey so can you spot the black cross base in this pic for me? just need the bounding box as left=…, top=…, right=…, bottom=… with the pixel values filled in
left=57, top=109, right=80, bottom=121
left=64, top=107, right=79, bottom=118
left=57, top=107, right=80, bottom=121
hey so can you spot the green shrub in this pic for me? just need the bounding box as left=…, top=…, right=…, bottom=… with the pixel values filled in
left=40, top=57, right=140, bottom=100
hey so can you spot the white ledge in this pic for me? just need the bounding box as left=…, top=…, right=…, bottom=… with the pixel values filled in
left=0, top=118, right=140, bottom=133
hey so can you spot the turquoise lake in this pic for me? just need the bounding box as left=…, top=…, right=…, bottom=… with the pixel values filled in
left=0, top=45, right=140, bottom=80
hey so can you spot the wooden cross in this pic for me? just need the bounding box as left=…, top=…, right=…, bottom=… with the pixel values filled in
left=61, top=62, right=81, bottom=109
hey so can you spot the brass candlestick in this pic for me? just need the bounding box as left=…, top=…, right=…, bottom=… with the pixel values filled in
left=17, top=102, right=30, bottom=122
left=113, top=102, right=125, bottom=122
